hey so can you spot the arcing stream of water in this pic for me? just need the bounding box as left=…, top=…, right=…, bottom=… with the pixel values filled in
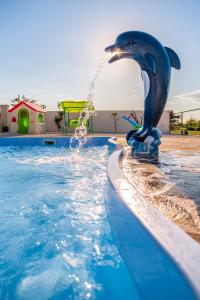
left=70, top=53, right=111, bottom=151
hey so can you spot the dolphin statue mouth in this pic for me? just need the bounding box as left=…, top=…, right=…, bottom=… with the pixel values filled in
left=105, top=31, right=181, bottom=141
left=105, top=44, right=134, bottom=63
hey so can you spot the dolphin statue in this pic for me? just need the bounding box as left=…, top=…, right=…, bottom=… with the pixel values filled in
left=105, top=31, right=181, bottom=141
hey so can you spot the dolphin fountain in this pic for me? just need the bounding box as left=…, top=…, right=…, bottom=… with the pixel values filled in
left=105, top=31, right=181, bottom=157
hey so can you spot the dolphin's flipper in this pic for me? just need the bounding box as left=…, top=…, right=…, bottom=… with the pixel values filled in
left=164, top=47, right=181, bottom=69
left=141, top=71, right=150, bottom=99
left=145, top=53, right=157, bottom=75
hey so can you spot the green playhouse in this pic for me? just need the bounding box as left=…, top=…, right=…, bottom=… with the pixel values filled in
left=59, top=100, right=94, bottom=134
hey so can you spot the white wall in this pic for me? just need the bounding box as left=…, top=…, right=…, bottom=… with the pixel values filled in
left=0, top=105, right=9, bottom=130
left=45, top=111, right=62, bottom=133
left=93, top=110, right=169, bottom=133
left=45, top=110, right=170, bottom=133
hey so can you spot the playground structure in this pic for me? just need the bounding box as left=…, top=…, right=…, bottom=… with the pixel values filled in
left=8, top=101, right=46, bottom=134
left=58, top=100, right=94, bottom=134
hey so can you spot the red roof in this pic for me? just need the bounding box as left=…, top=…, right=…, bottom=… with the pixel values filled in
left=8, top=101, right=46, bottom=113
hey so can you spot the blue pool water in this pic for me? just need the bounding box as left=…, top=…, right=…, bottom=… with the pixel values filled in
left=0, top=145, right=139, bottom=300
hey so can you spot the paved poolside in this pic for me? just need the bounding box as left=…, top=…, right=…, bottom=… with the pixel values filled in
left=121, top=135, right=200, bottom=242
left=160, top=135, right=200, bottom=152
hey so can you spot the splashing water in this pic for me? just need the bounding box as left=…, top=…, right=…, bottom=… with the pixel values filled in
left=70, top=53, right=111, bottom=152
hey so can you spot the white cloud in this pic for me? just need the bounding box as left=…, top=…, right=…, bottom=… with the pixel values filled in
left=174, top=90, right=200, bottom=104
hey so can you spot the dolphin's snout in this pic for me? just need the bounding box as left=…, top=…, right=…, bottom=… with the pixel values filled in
left=105, top=44, right=124, bottom=63
left=105, top=44, right=117, bottom=52
left=105, top=44, right=123, bottom=53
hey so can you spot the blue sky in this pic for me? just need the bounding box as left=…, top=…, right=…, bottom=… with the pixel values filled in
left=0, top=0, right=200, bottom=115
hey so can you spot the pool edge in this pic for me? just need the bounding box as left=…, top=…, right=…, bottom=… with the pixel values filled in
left=107, top=147, right=200, bottom=299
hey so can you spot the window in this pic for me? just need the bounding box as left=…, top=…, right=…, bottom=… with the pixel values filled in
left=38, top=113, right=44, bottom=123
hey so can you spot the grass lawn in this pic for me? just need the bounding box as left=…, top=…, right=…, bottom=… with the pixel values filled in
left=171, top=130, right=200, bottom=135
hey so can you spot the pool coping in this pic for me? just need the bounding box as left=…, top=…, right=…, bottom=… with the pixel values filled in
left=107, top=147, right=200, bottom=298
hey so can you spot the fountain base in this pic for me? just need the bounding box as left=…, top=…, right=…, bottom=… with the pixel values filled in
left=127, top=128, right=162, bottom=158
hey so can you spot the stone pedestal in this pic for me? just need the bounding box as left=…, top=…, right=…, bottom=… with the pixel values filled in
left=127, top=128, right=162, bottom=158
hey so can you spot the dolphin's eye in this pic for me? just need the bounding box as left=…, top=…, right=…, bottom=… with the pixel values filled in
left=129, top=40, right=134, bottom=45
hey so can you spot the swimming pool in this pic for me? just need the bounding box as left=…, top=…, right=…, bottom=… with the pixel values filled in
left=0, top=137, right=199, bottom=300
left=0, top=140, right=139, bottom=299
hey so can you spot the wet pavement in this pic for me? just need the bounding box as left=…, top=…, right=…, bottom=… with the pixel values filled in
left=121, top=135, right=200, bottom=242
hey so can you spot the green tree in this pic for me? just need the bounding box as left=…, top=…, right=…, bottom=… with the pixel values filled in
left=10, top=94, right=46, bottom=109
left=197, top=120, right=200, bottom=130
left=185, top=117, right=198, bottom=131
left=169, top=110, right=181, bottom=131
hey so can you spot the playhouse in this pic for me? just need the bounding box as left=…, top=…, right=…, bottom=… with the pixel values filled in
left=8, top=101, right=46, bottom=134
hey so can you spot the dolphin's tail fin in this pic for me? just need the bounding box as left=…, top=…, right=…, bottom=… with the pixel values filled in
left=164, top=47, right=181, bottom=70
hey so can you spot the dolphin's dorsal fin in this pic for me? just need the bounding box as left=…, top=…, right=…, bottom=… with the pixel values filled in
left=165, top=47, right=181, bottom=70
left=145, top=53, right=157, bottom=75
